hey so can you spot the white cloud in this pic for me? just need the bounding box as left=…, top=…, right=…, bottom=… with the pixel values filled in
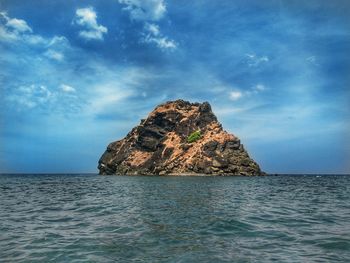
left=44, top=49, right=64, bottom=61
left=142, top=22, right=177, bottom=50
left=48, top=36, right=69, bottom=47
left=6, top=17, right=32, bottom=33
left=145, top=22, right=160, bottom=36
left=0, top=12, right=32, bottom=33
left=144, top=35, right=177, bottom=49
left=246, top=53, right=269, bottom=67
left=0, top=13, right=47, bottom=47
left=74, top=7, right=107, bottom=41
left=0, top=25, right=17, bottom=42
left=229, top=91, right=243, bottom=101
left=118, top=0, right=166, bottom=21
left=117, top=2, right=176, bottom=51
left=24, top=34, right=46, bottom=45
left=0, top=12, right=67, bottom=53
left=228, top=84, right=266, bottom=101
left=0, top=12, right=33, bottom=41
left=255, top=84, right=265, bottom=91
left=59, top=84, right=76, bottom=93
left=42, top=37, right=70, bottom=61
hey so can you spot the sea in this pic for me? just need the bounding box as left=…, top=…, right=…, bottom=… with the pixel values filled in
left=0, top=174, right=349, bottom=262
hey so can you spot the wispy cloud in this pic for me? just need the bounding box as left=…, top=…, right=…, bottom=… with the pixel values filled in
left=229, top=91, right=243, bottom=101
left=245, top=53, right=269, bottom=67
left=59, top=84, right=76, bottom=93
left=118, top=1, right=176, bottom=51
left=144, top=22, right=160, bottom=36
left=6, top=83, right=80, bottom=111
left=0, top=12, right=69, bottom=61
left=255, top=84, right=265, bottom=91
left=6, top=84, right=52, bottom=109
left=228, top=84, right=266, bottom=101
left=118, top=0, right=166, bottom=21
left=142, top=22, right=177, bottom=50
left=223, top=103, right=347, bottom=142
left=74, top=7, right=107, bottom=41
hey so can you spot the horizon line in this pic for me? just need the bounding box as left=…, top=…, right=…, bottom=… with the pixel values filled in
left=0, top=173, right=349, bottom=176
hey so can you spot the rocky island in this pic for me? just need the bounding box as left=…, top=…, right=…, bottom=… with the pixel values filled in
left=98, top=100, right=264, bottom=176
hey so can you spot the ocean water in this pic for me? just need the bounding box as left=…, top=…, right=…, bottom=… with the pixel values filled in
left=0, top=174, right=349, bottom=262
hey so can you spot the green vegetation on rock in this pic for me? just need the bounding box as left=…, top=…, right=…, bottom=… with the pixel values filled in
left=187, top=130, right=201, bottom=143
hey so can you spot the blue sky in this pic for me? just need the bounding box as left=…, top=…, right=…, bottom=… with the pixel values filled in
left=0, top=0, right=349, bottom=174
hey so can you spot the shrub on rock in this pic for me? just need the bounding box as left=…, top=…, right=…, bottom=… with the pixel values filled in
left=187, top=130, right=201, bottom=143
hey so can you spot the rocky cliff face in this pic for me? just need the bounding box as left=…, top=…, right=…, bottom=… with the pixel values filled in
left=98, top=100, right=264, bottom=176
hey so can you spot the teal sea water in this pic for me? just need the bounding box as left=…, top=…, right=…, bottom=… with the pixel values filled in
left=0, top=174, right=349, bottom=262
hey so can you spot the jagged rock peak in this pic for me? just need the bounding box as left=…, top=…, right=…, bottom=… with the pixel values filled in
left=98, top=99, right=265, bottom=176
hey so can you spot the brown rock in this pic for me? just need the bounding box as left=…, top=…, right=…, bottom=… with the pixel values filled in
left=98, top=99, right=264, bottom=176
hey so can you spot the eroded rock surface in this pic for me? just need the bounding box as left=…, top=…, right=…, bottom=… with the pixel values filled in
left=98, top=100, right=264, bottom=176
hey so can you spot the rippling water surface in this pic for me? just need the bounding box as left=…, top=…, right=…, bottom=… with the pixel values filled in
left=0, top=174, right=349, bottom=262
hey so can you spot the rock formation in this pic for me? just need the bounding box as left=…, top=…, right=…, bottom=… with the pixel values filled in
left=98, top=99, right=264, bottom=176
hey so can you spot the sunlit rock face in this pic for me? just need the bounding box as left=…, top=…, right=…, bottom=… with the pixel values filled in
left=98, top=99, right=264, bottom=176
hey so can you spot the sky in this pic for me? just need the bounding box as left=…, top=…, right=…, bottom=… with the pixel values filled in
left=0, top=0, right=349, bottom=174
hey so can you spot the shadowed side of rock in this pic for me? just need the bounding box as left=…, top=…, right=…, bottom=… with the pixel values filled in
left=98, top=99, right=265, bottom=176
